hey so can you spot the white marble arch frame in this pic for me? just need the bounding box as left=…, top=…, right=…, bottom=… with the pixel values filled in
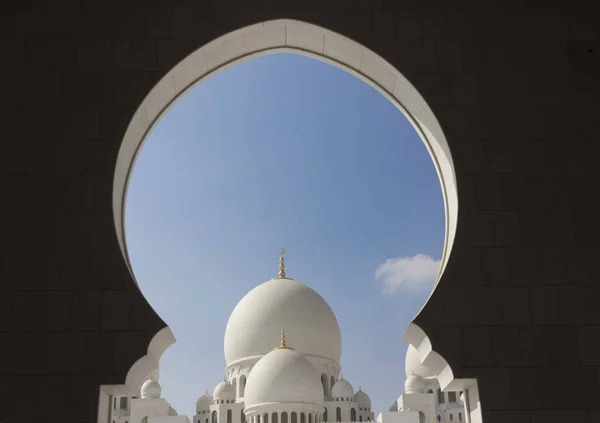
left=100, top=326, right=175, bottom=399
left=113, top=19, right=458, bottom=288
left=112, top=17, right=468, bottom=414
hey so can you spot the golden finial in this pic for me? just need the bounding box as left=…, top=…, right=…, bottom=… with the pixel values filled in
left=274, top=329, right=293, bottom=350
left=278, top=248, right=286, bottom=279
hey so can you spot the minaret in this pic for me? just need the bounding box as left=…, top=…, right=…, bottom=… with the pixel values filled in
left=278, top=248, right=287, bottom=279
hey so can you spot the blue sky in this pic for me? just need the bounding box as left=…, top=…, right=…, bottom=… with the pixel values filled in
left=125, top=52, right=444, bottom=417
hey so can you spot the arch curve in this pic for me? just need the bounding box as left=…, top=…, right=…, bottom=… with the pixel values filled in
left=403, top=322, right=481, bottom=421
left=113, top=19, right=458, bottom=297
left=102, top=326, right=176, bottom=397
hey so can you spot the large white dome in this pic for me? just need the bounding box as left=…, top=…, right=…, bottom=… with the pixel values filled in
left=224, top=278, right=341, bottom=365
left=244, top=347, right=324, bottom=408
left=405, top=344, right=434, bottom=379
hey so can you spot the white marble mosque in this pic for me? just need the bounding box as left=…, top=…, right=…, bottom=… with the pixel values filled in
left=108, top=252, right=466, bottom=423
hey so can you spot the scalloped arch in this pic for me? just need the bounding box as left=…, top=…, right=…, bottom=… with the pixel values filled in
left=111, top=17, right=466, bottom=420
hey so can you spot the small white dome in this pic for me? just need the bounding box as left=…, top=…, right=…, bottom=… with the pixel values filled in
left=404, top=375, right=426, bottom=394
left=332, top=378, right=354, bottom=399
left=213, top=381, right=236, bottom=401
left=388, top=402, right=398, bottom=412
left=354, top=389, right=371, bottom=408
left=141, top=379, right=161, bottom=399
left=245, top=347, right=323, bottom=408
left=405, top=344, right=434, bottom=379
left=196, top=393, right=214, bottom=411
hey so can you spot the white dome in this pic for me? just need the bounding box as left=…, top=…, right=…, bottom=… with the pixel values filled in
left=354, top=389, right=371, bottom=408
left=405, top=344, right=434, bottom=379
left=141, top=379, right=161, bottom=399
left=244, top=347, right=324, bottom=408
left=332, top=378, right=354, bottom=399
left=196, top=393, right=213, bottom=411
left=213, top=381, right=236, bottom=401
left=224, top=278, right=341, bottom=366
left=404, top=375, right=426, bottom=394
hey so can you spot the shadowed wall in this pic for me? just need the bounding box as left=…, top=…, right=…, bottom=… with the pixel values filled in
left=0, top=1, right=599, bottom=422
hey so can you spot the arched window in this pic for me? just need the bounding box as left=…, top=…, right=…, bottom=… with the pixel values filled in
left=309, top=414, right=312, bottom=423
left=228, top=410, right=232, bottom=423
left=450, top=415, right=453, bottom=421
left=426, top=389, right=433, bottom=394
left=323, top=408, right=328, bottom=422
left=459, top=413, right=462, bottom=421
left=282, top=412, right=288, bottom=423
left=212, top=411, right=218, bottom=423
left=336, top=408, right=341, bottom=423
left=300, top=413, right=306, bottom=423
left=206, top=418, right=209, bottom=423
left=437, top=389, right=445, bottom=404
left=273, top=413, right=278, bottom=423
left=264, top=414, right=269, bottom=423
left=257, top=415, right=261, bottom=423
left=359, top=417, right=363, bottom=422
left=350, top=409, right=356, bottom=422
left=437, top=416, right=441, bottom=423
left=291, top=412, right=297, bottom=423
left=418, top=412, right=425, bottom=423
left=321, top=374, right=329, bottom=397
left=240, top=375, right=246, bottom=397
left=241, top=410, right=245, bottom=423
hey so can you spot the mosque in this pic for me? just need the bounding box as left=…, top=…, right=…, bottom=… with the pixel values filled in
left=109, top=252, right=466, bottom=423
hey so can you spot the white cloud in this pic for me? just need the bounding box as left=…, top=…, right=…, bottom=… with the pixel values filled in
left=375, top=254, right=440, bottom=295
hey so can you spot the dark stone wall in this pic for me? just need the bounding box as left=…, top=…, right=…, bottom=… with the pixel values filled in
left=0, top=1, right=599, bottom=422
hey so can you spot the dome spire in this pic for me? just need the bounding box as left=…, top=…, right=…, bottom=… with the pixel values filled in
left=275, top=328, right=293, bottom=350
left=278, top=248, right=286, bottom=279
